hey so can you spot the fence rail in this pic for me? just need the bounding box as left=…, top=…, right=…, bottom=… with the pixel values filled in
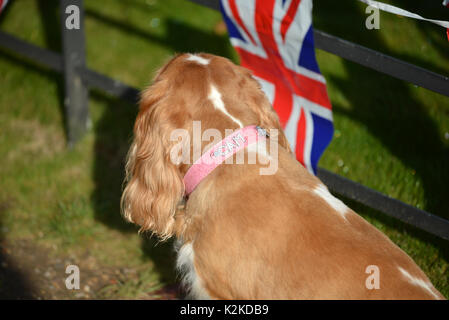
left=0, top=0, right=448, bottom=240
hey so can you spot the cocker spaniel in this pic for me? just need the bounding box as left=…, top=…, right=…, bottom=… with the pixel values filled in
left=121, top=53, right=443, bottom=300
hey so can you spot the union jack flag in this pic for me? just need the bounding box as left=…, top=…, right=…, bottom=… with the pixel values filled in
left=220, top=0, right=333, bottom=174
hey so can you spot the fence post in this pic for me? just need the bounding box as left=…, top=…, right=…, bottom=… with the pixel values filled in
left=60, top=0, right=89, bottom=147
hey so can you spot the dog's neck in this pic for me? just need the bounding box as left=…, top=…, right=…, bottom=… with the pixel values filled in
left=183, top=125, right=268, bottom=196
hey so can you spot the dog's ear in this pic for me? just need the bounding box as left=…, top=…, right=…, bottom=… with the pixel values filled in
left=240, top=67, right=292, bottom=153
left=253, top=96, right=292, bottom=153
left=121, top=80, right=185, bottom=239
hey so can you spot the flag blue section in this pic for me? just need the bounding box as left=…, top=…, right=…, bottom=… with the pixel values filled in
left=310, top=114, right=334, bottom=173
left=219, top=1, right=247, bottom=44
left=298, top=25, right=321, bottom=74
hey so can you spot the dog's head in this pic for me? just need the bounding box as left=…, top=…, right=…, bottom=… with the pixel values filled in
left=120, top=53, right=290, bottom=238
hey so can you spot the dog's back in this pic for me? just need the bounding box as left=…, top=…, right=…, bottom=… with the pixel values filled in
left=184, top=144, right=443, bottom=299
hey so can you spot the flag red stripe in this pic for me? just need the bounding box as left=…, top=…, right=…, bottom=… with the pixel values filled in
left=295, top=108, right=306, bottom=163
left=280, top=0, right=302, bottom=42
left=272, top=82, right=294, bottom=127
left=237, top=48, right=332, bottom=110
left=229, top=0, right=257, bottom=45
left=254, top=0, right=279, bottom=60
left=251, top=0, right=331, bottom=109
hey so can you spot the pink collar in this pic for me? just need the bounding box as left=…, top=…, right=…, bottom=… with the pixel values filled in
left=183, top=125, right=267, bottom=195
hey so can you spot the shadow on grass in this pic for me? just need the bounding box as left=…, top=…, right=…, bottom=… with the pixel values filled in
left=35, top=0, right=70, bottom=141
left=89, top=91, right=136, bottom=233
left=89, top=89, right=183, bottom=296
left=314, top=0, right=449, bottom=219
left=0, top=201, right=35, bottom=299
left=414, top=23, right=449, bottom=73
left=85, top=8, right=233, bottom=58
left=36, top=0, right=62, bottom=53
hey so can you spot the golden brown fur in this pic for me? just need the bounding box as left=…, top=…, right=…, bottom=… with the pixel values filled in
left=121, top=53, right=444, bottom=299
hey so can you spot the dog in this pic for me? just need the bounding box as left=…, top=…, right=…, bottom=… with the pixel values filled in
left=121, top=53, right=444, bottom=299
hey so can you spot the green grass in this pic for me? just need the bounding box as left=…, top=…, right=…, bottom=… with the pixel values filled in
left=0, top=0, right=448, bottom=298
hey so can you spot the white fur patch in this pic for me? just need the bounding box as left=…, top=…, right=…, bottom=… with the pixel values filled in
left=398, top=267, right=440, bottom=299
left=313, top=184, right=348, bottom=219
left=176, top=241, right=211, bottom=299
left=209, top=85, right=243, bottom=128
left=186, top=54, right=210, bottom=65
